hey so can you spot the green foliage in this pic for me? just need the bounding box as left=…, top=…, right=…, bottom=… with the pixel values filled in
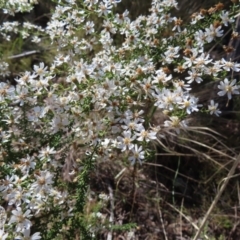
left=110, top=222, right=137, bottom=231
left=71, top=147, right=98, bottom=239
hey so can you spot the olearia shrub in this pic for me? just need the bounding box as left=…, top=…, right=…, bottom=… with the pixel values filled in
left=0, top=0, right=240, bottom=239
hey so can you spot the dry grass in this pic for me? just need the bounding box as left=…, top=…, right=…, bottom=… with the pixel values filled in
left=88, top=118, right=240, bottom=239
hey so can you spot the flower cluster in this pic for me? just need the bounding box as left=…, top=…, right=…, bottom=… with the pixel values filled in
left=0, top=0, right=240, bottom=238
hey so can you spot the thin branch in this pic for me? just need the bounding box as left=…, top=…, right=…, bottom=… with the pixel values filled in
left=7, top=50, right=41, bottom=59
left=107, top=184, right=114, bottom=240
left=158, top=202, right=168, bottom=240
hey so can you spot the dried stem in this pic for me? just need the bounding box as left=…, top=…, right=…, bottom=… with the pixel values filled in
left=193, top=154, right=240, bottom=240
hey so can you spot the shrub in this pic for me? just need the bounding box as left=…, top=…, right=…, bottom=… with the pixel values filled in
left=0, top=0, right=240, bottom=239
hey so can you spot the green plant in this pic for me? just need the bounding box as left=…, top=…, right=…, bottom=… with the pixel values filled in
left=0, top=0, right=240, bottom=239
